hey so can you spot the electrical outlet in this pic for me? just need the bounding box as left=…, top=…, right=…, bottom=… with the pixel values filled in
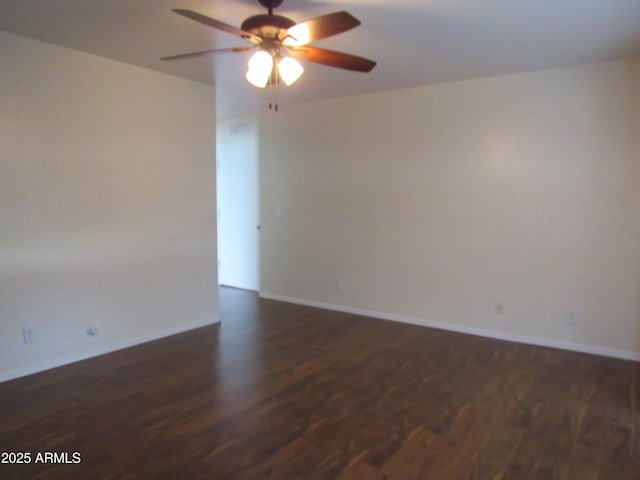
left=22, top=328, right=35, bottom=344
left=495, top=302, right=504, bottom=315
left=335, top=280, right=343, bottom=293
left=566, top=309, right=577, bottom=325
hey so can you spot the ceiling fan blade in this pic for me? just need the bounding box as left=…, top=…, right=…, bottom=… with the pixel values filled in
left=161, top=46, right=254, bottom=61
left=281, top=11, right=360, bottom=46
left=289, top=46, right=376, bottom=72
left=172, top=9, right=261, bottom=43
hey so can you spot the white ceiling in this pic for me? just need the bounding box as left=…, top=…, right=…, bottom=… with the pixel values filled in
left=2, top=0, right=640, bottom=118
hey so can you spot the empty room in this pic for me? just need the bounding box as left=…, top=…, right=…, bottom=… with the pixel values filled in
left=1, top=1, right=639, bottom=479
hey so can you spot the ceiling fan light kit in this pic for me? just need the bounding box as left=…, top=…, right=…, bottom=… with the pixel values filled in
left=244, top=42, right=304, bottom=88
left=162, top=0, right=376, bottom=103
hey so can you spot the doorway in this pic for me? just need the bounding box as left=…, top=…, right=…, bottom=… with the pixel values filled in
left=216, top=142, right=260, bottom=291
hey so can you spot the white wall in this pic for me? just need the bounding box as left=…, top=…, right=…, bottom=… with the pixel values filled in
left=259, top=57, right=640, bottom=359
left=0, top=32, right=219, bottom=381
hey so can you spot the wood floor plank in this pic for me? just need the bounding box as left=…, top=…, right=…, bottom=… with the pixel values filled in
left=1, top=287, right=639, bottom=479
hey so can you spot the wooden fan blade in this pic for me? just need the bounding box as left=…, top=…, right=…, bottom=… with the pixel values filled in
left=289, top=46, right=376, bottom=72
left=161, top=46, right=254, bottom=61
left=281, top=11, right=360, bottom=46
left=172, top=9, right=261, bottom=43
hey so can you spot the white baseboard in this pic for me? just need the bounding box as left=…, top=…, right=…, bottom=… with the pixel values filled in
left=259, top=292, right=640, bottom=362
left=0, top=316, right=220, bottom=383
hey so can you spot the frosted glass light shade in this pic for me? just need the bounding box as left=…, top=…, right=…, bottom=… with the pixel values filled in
left=278, top=57, right=304, bottom=86
left=245, top=51, right=273, bottom=88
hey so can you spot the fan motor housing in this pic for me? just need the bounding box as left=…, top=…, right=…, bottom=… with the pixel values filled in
left=241, top=14, right=295, bottom=39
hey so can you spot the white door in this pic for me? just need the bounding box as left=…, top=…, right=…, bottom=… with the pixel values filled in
left=216, top=143, right=260, bottom=291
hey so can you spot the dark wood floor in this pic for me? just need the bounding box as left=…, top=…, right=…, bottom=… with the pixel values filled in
left=1, top=287, right=639, bottom=479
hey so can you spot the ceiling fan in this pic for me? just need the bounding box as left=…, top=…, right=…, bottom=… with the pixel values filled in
left=161, top=0, right=376, bottom=89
